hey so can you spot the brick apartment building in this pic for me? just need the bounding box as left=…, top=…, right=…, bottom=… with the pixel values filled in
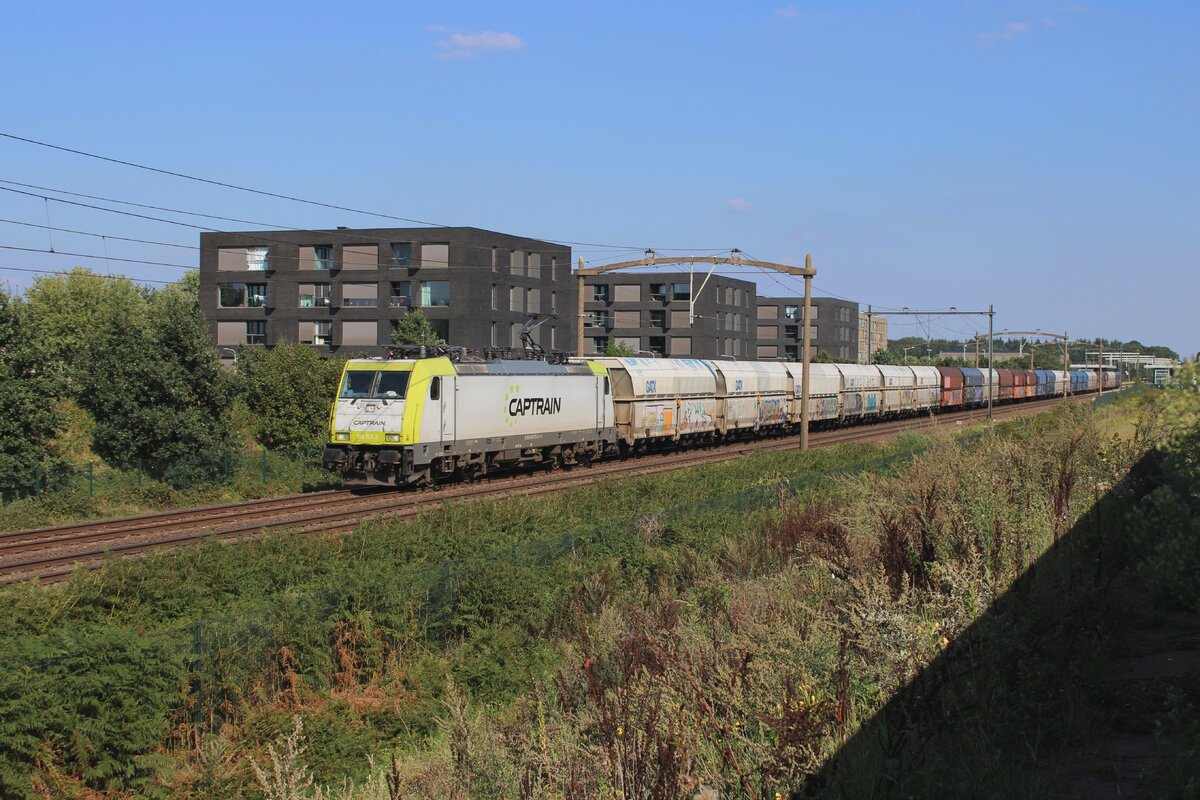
left=754, top=297, right=860, bottom=362
left=580, top=273, right=758, bottom=358
left=198, top=227, right=572, bottom=360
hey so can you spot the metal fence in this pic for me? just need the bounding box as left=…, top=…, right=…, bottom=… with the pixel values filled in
left=0, top=446, right=333, bottom=505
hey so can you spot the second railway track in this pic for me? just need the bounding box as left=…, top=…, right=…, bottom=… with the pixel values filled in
left=1, top=395, right=1093, bottom=585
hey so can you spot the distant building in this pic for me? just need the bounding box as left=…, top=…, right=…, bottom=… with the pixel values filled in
left=755, top=297, right=859, bottom=362
left=858, top=312, right=888, bottom=364
left=198, top=227, right=572, bottom=360
left=581, top=273, right=757, bottom=358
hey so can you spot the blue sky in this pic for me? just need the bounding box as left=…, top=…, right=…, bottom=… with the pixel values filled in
left=1, top=1, right=1195, bottom=354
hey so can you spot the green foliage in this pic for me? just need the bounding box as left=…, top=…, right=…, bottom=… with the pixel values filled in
left=810, top=350, right=835, bottom=363
left=22, top=267, right=147, bottom=390
left=0, top=624, right=180, bottom=799
left=236, top=342, right=345, bottom=451
left=391, top=309, right=445, bottom=346
left=602, top=340, right=636, bottom=357
left=76, top=275, right=238, bottom=487
left=871, top=348, right=897, bottom=365
left=0, top=396, right=1177, bottom=797
left=0, top=289, right=66, bottom=498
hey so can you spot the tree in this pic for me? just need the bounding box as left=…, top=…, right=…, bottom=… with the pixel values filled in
left=391, top=310, right=445, bottom=346
left=871, top=349, right=898, bottom=365
left=0, top=289, right=66, bottom=497
left=22, top=267, right=147, bottom=390
left=77, top=277, right=238, bottom=487
left=237, top=343, right=346, bottom=451
left=810, top=350, right=835, bottom=363
left=602, top=340, right=636, bottom=357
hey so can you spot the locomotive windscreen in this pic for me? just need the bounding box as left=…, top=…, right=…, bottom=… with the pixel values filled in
left=339, top=371, right=411, bottom=400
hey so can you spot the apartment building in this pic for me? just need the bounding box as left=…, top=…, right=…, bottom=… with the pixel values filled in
left=581, top=273, right=757, bottom=358
left=199, top=227, right=572, bottom=359
left=858, top=312, right=889, bottom=364
left=755, top=297, right=859, bottom=362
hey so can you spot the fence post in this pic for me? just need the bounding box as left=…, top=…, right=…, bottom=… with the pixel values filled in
left=190, top=620, right=203, bottom=744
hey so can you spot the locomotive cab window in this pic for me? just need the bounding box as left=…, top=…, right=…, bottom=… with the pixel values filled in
left=376, top=372, right=410, bottom=399
left=340, top=371, right=376, bottom=399
left=604, top=377, right=610, bottom=395
left=429, top=377, right=441, bottom=400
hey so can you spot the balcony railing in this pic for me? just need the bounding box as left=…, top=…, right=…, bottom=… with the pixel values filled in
left=389, top=295, right=411, bottom=308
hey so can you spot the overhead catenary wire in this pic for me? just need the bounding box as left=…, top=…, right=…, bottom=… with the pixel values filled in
left=0, top=132, right=733, bottom=253
left=0, top=265, right=172, bottom=285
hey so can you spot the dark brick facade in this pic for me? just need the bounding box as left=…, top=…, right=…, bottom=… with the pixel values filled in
left=755, top=297, right=859, bottom=362
left=199, top=227, right=572, bottom=359
left=581, top=273, right=757, bottom=358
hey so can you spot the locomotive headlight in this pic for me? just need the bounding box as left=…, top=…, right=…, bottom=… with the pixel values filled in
left=335, top=432, right=350, bottom=441
left=385, top=434, right=401, bottom=442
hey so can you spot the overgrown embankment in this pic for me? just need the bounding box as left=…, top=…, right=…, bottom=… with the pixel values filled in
left=3, top=390, right=1190, bottom=799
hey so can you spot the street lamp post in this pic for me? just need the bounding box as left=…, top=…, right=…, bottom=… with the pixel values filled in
left=903, top=346, right=914, bottom=364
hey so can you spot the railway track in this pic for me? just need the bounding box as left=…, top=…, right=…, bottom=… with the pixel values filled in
left=0, top=394, right=1095, bottom=585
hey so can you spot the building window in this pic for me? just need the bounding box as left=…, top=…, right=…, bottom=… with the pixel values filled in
left=245, top=321, right=267, bottom=345
left=218, top=283, right=267, bottom=308
left=593, top=284, right=609, bottom=302
left=420, top=281, right=450, bottom=307
left=614, top=284, right=640, bottom=302
left=341, top=283, right=378, bottom=307
left=341, top=321, right=377, bottom=346
left=510, top=250, right=527, bottom=276
left=218, top=247, right=269, bottom=271
left=342, top=245, right=377, bottom=269
left=784, top=305, right=800, bottom=321
left=491, top=284, right=499, bottom=310
left=649, top=309, right=666, bottom=328
left=299, top=283, right=331, bottom=308
left=528, top=253, right=541, bottom=280
left=551, top=291, right=557, bottom=312
left=649, top=283, right=667, bottom=302
left=421, top=243, right=449, bottom=267
left=731, top=288, right=740, bottom=306
left=648, top=336, right=666, bottom=356
left=511, top=286, right=525, bottom=313
left=490, top=322, right=497, bottom=346
left=785, top=324, right=798, bottom=339
left=592, top=335, right=609, bottom=353
left=527, top=287, right=541, bottom=313
left=246, top=247, right=269, bottom=271
left=491, top=247, right=498, bottom=272
left=550, top=257, right=557, bottom=282
left=785, top=345, right=799, bottom=361
left=511, top=322, right=523, bottom=347
left=616, top=336, right=640, bottom=352
left=671, top=283, right=690, bottom=301
left=429, top=319, right=450, bottom=342
left=591, top=311, right=611, bottom=328
left=670, top=310, right=690, bottom=328
left=758, top=305, right=779, bottom=319
left=391, top=243, right=413, bottom=268
left=757, top=325, right=778, bottom=340
left=299, top=320, right=332, bottom=345
left=670, top=336, right=691, bottom=355
left=390, top=282, right=410, bottom=308
left=300, top=245, right=333, bottom=270
left=614, top=310, right=640, bottom=328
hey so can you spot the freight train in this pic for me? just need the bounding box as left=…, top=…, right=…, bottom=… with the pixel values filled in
left=322, top=355, right=1117, bottom=487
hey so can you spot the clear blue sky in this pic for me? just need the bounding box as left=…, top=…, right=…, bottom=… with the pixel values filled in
left=1, top=1, right=1195, bottom=355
